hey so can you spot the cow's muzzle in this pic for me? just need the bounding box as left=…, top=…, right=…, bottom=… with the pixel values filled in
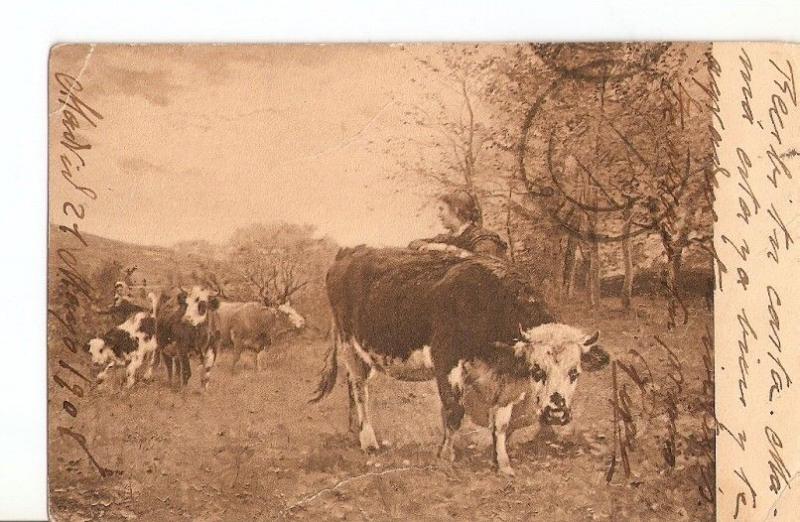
left=541, top=406, right=571, bottom=426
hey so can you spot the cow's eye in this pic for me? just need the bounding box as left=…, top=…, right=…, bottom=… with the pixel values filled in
left=568, top=368, right=579, bottom=383
left=531, top=363, right=547, bottom=383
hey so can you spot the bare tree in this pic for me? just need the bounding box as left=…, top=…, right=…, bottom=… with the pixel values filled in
left=390, top=45, right=500, bottom=224
left=229, top=223, right=313, bottom=307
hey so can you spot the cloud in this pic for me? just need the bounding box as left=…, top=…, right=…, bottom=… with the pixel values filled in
left=116, top=155, right=166, bottom=176
left=99, top=64, right=181, bottom=107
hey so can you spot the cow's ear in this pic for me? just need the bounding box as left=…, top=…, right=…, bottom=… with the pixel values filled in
left=582, top=330, right=600, bottom=348
left=581, top=345, right=610, bottom=372
left=177, top=291, right=187, bottom=305
left=209, top=297, right=220, bottom=310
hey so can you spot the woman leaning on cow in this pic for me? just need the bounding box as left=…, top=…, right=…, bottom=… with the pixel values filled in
left=408, top=189, right=508, bottom=258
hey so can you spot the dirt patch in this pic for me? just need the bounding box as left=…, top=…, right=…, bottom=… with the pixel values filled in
left=49, top=299, right=713, bottom=520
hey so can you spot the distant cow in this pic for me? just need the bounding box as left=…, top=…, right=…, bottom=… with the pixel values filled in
left=214, top=301, right=249, bottom=349
left=221, top=301, right=305, bottom=370
left=311, top=247, right=609, bottom=475
left=153, top=286, right=220, bottom=389
left=85, top=293, right=159, bottom=388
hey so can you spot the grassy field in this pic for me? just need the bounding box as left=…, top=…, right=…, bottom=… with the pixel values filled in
left=48, top=298, right=714, bottom=521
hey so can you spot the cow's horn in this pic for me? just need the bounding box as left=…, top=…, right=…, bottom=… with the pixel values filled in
left=583, top=330, right=600, bottom=346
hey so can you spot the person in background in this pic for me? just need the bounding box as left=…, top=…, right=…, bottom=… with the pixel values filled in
left=94, top=281, right=147, bottom=324
left=408, top=189, right=508, bottom=258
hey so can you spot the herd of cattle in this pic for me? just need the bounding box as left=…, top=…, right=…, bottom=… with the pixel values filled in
left=85, top=286, right=306, bottom=389
left=82, top=246, right=610, bottom=475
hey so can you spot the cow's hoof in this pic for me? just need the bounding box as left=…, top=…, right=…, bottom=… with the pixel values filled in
left=498, top=465, right=516, bottom=477
left=359, top=426, right=379, bottom=452
left=437, top=444, right=456, bottom=463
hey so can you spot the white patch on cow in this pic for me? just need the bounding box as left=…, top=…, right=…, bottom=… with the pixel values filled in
left=448, top=361, right=465, bottom=391
left=404, top=345, right=434, bottom=369
left=117, top=312, right=142, bottom=340
left=183, top=286, right=213, bottom=326
left=358, top=385, right=379, bottom=451
left=351, top=339, right=374, bottom=366
left=96, top=361, right=115, bottom=383
left=494, top=402, right=514, bottom=429
left=142, top=351, right=154, bottom=381
left=87, top=338, right=110, bottom=365
left=492, top=402, right=515, bottom=475
left=126, top=352, right=144, bottom=388
left=421, top=345, right=433, bottom=368
left=202, top=346, right=216, bottom=389
left=128, top=312, right=158, bottom=357
left=382, top=345, right=435, bottom=381
left=277, top=302, right=305, bottom=329
left=88, top=311, right=158, bottom=387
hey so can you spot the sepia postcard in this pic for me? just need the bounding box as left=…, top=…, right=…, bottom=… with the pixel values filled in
left=47, top=42, right=799, bottom=520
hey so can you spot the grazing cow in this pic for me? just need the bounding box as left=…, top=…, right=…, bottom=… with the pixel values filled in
left=154, top=286, right=220, bottom=388
left=311, top=247, right=609, bottom=475
left=214, top=301, right=249, bottom=349
left=224, top=301, right=305, bottom=371
left=85, top=293, right=159, bottom=388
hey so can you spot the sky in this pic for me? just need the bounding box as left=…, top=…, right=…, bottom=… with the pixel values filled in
left=49, top=44, right=456, bottom=247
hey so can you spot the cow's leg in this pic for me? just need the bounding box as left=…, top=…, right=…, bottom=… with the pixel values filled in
left=490, top=403, right=515, bottom=476
left=346, top=379, right=360, bottom=434
left=338, top=332, right=359, bottom=434
left=163, top=353, right=174, bottom=384
left=341, top=341, right=378, bottom=452
left=434, top=367, right=465, bottom=463
left=201, top=345, right=216, bottom=389
left=96, top=361, right=115, bottom=384
left=126, top=352, right=145, bottom=388
left=142, top=350, right=155, bottom=381
left=180, top=351, right=191, bottom=386
left=230, top=332, right=242, bottom=372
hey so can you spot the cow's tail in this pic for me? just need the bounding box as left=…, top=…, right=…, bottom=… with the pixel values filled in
left=309, top=319, right=340, bottom=403
left=148, top=291, right=162, bottom=369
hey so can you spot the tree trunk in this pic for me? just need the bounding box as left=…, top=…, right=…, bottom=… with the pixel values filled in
left=659, top=227, right=689, bottom=328
left=505, top=178, right=515, bottom=262
left=563, top=235, right=579, bottom=297
left=621, top=208, right=634, bottom=310
left=587, top=214, right=601, bottom=309
left=667, top=247, right=683, bottom=298
left=589, top=242, right=601, bottom=308
left=461, top=79, right=483, bottom=227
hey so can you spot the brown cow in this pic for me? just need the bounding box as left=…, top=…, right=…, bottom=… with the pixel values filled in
left=311, top=247, right=609, bottom=475
left=153, top=286, right=220, bottom=389
left=225, top=301, right=305, bottom=370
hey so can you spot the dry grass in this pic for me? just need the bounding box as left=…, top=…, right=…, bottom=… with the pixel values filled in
left=49, top=298, right=713, bottom=521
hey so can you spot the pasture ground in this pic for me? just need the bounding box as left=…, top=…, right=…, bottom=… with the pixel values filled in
left=49, top=298, right=714, bottom=521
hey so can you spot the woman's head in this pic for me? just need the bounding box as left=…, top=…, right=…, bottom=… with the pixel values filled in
left=437, top=190, right=480, bottom=232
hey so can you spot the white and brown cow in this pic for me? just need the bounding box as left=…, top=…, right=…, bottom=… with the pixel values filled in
left=225, top=301, right=305, bottom=371
left=311, top=247, right=609, bottom=475
left=151, top=286, right=221, bottom=389
left=210, top=300, right=305, bottom=371
left=85, top=293, right=159, bottom=388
